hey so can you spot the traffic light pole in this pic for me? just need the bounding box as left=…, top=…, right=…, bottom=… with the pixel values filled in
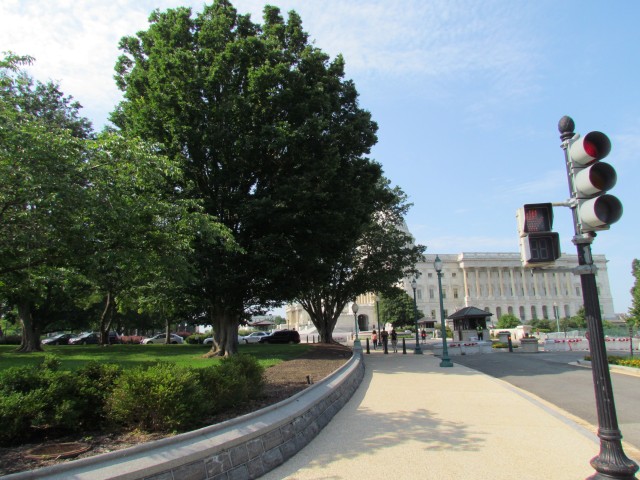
left=559, top=116, right=638, bottom=480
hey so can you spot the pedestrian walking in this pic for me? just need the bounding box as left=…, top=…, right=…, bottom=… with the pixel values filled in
left=390, top=328, right=398, bottom=353
left=372, top=329, right=378, bottom=350
left=421, top=329, right=426, bottom=344
left=381, top=329, right=389, bottom=353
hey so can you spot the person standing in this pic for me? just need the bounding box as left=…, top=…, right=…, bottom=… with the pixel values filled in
left=421, top=329, right=427, bottom=343
left=372, top=329, right=378, bottom=350
left=390, top=328, right=398, bottom=353
left=381, top=329, right=389, bottom=353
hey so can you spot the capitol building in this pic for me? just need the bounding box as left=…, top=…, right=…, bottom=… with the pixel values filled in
left=286, top=251, right=614, bottom=335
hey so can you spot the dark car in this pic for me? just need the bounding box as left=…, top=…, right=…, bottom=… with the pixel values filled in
left=68, top=332, right=121, bottom=345
left=258, top=330, right=300, bottom=344
left=41, top=333, right=74, bottom=345
left=69, top=332, right=99, bottom=345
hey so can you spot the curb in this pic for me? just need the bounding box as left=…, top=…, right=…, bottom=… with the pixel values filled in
left=4, top=351, right=365, bottom=480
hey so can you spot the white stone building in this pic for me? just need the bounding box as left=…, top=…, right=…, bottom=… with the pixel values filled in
left=286, top=252, right=614, bottom=335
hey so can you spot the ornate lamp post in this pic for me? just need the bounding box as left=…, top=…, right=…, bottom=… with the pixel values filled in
left=411, top=278, right=423, bottom=354
left=434, top=255, right=453, bottom=367
left=352, top=302, right=361, bottom=349
left=553, top=302, right=560, bottom=333
left=375, top=294, right=381, bottom=334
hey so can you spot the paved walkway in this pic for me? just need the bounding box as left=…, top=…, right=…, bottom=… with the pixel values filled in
left=261, top=348, right=631, bottom=480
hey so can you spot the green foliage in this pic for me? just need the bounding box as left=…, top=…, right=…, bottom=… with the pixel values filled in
left=379, top=287, right=425, bottom=328
left=107, top=363, right=206, bottom=432
left=185, top=333, right=210, bottom=344
left=0, top=360, right=122, bottom=445
left=496, top=313, right=521, bottom=329
left=607, top=356, right=640, bottom=368
left=197, top=354, right=264, bottom=414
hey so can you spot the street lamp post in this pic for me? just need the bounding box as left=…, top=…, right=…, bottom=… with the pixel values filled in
left=435, top=255, right=453, bottom=367
left=352, top=302, right=361, bottom=350
left=411, top=279, right=423, bottom=354
left=553, top=302, right=560, bottom=334
left=375, top=294, right=381, bottom=334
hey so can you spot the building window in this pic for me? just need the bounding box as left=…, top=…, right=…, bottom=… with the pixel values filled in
left=428, top=273, right=433, bottom=278
left=576, top=286, right=581, bottom=296
left=431, top=310, right=436, bottom=318
left=452, top=272, right=457, bottom=278
left=417, top=289, right=422, bottom=300
left=542, top=305, right=549, bottom=319
left=453, top=288, right=459, bottom=299
left=429, top=288, right=435, bottom=299
left=531, top=306, right=538, bottom=320
left=564, top=305, right=570, bottom=317
left=519, top=306, right=525, bottom=321
left=496, top=307, right=502, bottom=318
left=442, top=289, right=446, bottom=299
left=444, top=309, right=448, bottom=317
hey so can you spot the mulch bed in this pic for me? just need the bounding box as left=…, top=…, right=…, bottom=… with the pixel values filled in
left=0, top=343, right=352, bottom=476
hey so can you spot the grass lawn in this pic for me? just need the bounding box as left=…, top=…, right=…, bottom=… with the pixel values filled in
left=0, top=343, right=313, bottom=371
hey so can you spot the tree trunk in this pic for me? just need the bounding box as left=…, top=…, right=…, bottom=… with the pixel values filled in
left=99, top=292, right=115, bottom=345
left=203, top=306, right=239, bottom=357
left=17, top=300, right=42, bottom=352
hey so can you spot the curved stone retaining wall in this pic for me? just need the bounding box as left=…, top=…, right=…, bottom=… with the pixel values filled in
left=5, top=351, right=364, bottom=480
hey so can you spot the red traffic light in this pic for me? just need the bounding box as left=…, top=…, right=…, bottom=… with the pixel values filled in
left=569, top=131, right=611, bottom=166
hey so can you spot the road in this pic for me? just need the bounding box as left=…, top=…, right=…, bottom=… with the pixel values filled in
left=442, top=348, right=640, bottom=454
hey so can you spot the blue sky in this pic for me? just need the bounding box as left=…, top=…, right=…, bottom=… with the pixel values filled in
left=2, top=0, right=639, bottom=314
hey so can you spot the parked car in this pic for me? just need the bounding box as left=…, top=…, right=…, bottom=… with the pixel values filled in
left=241, top=332, right=269, bottom=344
left=141, top=333, right=184, bottom=344
left=258, top=330, right=300, bottom=344
left=41, top=333, right=74, bottom=345
left=203, top=337, right=214, bottom=345
left=69, top=332, right=99, bottom=345
left=69, top=331, right=121, bottom=345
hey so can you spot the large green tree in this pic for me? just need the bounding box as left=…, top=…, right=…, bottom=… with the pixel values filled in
left=295, top=181, right=425, bottom=343
left=496, top=313, right=521, bottom=329
left=0, top=53, right=92, bottom=351
left=112, top=1, right=379, bottom=355
left=378, top=287, right=426, bottom=329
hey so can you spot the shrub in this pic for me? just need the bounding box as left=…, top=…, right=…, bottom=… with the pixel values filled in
left=75, top=362, right=123, bottom=427
left=107, top=363, right=206, bottom=432
left=0, top=335, right=21, bottom=345
left=120, top=335, right=144, bottom=344
left=607, top=355, right=640, bottom=369
left=185, top=333, right=209, bottom=344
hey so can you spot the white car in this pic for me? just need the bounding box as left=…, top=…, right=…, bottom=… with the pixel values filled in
left=241, top=332, right=269, bottom=344
left=141, top=333, right=184, bottom=344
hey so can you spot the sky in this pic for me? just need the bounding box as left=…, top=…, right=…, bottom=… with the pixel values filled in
left=2, top=0, right=639, bottom=314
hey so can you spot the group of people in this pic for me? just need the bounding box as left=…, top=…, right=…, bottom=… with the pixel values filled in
left=371, top=328, right=399, bottom=352
left=370, top=328, right=430, bottom=353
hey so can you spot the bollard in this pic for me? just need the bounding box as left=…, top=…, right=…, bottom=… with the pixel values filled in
left=366, top=338, right=370, bottom=354
left=507, top=334, right=513, bottom=353
left=402, top=338, right=407, bottom=354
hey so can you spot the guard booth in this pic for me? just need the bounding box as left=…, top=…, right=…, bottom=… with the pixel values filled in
left=447, top=307, right=493, bottom=341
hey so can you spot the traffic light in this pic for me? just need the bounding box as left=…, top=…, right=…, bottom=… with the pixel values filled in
left=568, top=131, right=622, bottom=232
left=516, top=203, right=561, bottom=266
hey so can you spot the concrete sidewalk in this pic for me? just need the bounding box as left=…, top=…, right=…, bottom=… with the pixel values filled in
left=261, top=349, right=613, bottom=480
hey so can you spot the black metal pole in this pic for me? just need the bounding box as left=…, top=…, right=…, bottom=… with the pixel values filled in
left=412, top=283, right=423, bottom=354
left=559, top=117, right=638, bottom=480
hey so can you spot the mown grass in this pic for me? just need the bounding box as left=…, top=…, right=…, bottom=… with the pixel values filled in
left=0, top=343, right=312, bottom=372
